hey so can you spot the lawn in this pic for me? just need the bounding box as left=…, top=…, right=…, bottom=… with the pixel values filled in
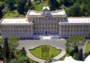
left=32, top=0, right=48, bottom=11
left=85, top=41, right=90, bottom=53
left=5, top=10, right=25, bottom=18
left=30, top=45, right=62, bottom=60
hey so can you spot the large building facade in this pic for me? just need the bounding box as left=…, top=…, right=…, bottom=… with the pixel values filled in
left=0, top=6, right=90, bottom=39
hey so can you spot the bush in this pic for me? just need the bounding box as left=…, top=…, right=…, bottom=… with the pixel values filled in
left=73, top=53, right=79, bottom=60
left=21, top=47, right=26, bottom=56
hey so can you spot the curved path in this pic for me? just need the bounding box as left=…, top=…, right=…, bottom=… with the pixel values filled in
left=17, top=39, right=66, bottom=63
left=25, top=48, right=45, bottom=63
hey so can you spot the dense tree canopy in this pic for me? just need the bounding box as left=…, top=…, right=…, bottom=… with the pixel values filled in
left=48, top=0, right=59, bottom=10
left=66, top=36, right=86, bottom=47
left=0, top=38, right=3, bottom=46
left=0, top=0, right=90, bottom=18
left=8, top=37, right=19, bottom=49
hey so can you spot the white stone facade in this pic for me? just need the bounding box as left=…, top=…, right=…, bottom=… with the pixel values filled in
left=0, top=6, right=90, bottom=39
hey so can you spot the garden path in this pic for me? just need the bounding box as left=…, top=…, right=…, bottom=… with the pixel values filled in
left=17, top=39, right=66, bottom=63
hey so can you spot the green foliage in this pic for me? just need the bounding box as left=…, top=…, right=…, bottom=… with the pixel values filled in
left=0, top=38, right=3, bottom=45
left=0, top=0, right=90, bottom=18
left=3, top=38, right=10, bottom=60
left=14, top=49, right=38, bottom=63
left=0, top=6, right=3, bottom=18
left=67, top=3, right=81, bottom=16
left=30, top=45, right=61, bottom=60
left=5, top=10, right=25, bottom=18
left=9, top=59, right=19, bottom=63
left=17, top=2, right=25, bottom=14
left=21, top=47, right=26, bottom=56
left=41, top=46, right=50, bottom=58
left=48, top=0, right=59, bottom=10
left=8, top=37, right=19, bottom=49
left=85, top=41, right=90, bottom=53
left=8, top=1, right=15, bottom=10
left=78, top=49, right=83, bottom=60
left=73, top=53, right=79, bottom=60
left=66, top=36, right=86, bottom=47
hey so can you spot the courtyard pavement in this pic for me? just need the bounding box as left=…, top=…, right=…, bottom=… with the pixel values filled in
left=17, top=39, right=66, bottom=63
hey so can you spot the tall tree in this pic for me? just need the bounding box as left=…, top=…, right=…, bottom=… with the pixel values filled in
left=0, top=38, right=3, bottom=47
left=17, top=1, right=26, bottom=14
left=78, top=49, right=83, bottom=60
left=66, top=36, right=86, bottom=48
left=3, top=38, right=10, bottom=60
left=0, top=7, right=3, bottom=19
left=28, top=0, right=32, bottom=6
left=48, top=0, right=59, bottom=10
left=68, top=3, right=81, bottom=16
left=8, top=1, right=15, bottom=10
left=8, top=37, right=19, bottom=50
left=85, top=2, right=90, bottom=16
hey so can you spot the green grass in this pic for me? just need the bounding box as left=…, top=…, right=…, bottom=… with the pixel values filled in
left=5, top=10, right=25, bottom=18
left=32, top=0, right=48, bottom=11
left=85, top=41, right=90, bottom=53
left=30, top=45, right=62, bottom=60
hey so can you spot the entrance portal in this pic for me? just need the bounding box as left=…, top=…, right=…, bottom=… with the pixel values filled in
left=45, top=31, right=47, bottom=35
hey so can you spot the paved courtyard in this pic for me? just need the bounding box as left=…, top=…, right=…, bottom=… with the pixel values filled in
left=17, top=39, right=66, bottom=63
left=17, top=39, right=66, bottom=49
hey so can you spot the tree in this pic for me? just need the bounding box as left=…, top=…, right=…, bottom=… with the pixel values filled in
left=78, top=49, right=83, bottom=60
left=0, top=7, right=3, bottom=19
left=8, top=37, right=19, bottom=50
left=21, top=47, right=26, bottom=56
left=66, top=36, right=86, bottom=48
left=0, top=38, right=3, bottom=47
left=85, top=2, right=90, bottom=16
left=9, top=58, right=19, bottom=63
left=28, top=0, right=32, bottom=6
left=73, top=53, right=79, bottom=60
left=48, top=0, right=59, bottom=10
left=68, top=3, right=81, bottom=16
left=8, top=1, right=15, bottom=10
left=17, top=1, right=26, bottom=14
left=3, top=38, right=10, bottom=60
left=79, top=2, right=86, bottom=16
left=73, top=46, right=79, bottom=53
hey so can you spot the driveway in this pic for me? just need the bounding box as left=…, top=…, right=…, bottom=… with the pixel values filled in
left=17, top=39, right=66, bottom=63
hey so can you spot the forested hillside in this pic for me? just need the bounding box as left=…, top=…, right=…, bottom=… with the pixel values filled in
left=0, top=0, right=90, bottom=19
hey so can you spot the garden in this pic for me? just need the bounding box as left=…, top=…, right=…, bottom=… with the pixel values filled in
left=30, top=45, right=62, bottom=60
left=0, top=37, right=38, bottom=63
left=85, top=41, right=90, bottom=53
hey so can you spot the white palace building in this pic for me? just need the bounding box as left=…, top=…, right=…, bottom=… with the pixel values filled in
left=0, top=6, right=90, bottom=39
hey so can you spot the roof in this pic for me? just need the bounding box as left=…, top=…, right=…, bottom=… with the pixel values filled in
left=0, top=18, right=33, bottom=25
left=52, top=55, right=90, bottom=63
left=68, top=17, right=90, bottom=23
left=59, top=17, right=90, bottom=25
left=42, top=6, right=50, bottom=10
left=1, top=17, right=90, bottom=25
left=26, top=7, right=66, bottom=17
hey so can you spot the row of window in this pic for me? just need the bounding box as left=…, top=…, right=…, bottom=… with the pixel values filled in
left=61, top=29, right=89, bottom=32
left=61, top=25, right=90, bottom=28
left=34, top=27, right=59, bottom=29
left=30, top=17, right=64, bottom=21
left=61, top=34, right=89, bottom=37
left=35, top=23, right=59, bottom=26
left=2, top=26, right=31, bottom=29
left=2, top=30, right=32, bottom=32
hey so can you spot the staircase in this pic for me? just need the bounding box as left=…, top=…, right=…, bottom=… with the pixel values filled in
left=40, top=35, right=60, bottom=40
left=40, top=36, right=51, bottom=40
